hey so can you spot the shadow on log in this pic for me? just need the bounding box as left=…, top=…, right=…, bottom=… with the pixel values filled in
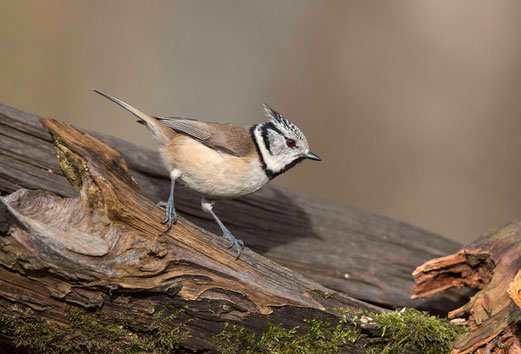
left=1, top=119, right=388, bottom=351
left=0, top=103, right=466, bottom=313
left=412, top=222, right=521, bottom=353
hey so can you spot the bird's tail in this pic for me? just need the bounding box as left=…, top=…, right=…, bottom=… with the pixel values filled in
left=93, top=89, right=175, bottom=146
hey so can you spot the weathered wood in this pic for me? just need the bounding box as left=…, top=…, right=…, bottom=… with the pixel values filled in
left=0, top=103, right=464, bottom=313
left=508, top=270, right=521, bottom=310
left=412, top=222, right=521, bottom=353
left=1, top=118, right=386, bottom=351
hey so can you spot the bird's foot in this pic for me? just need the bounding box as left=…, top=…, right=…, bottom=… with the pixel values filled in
left=158, top=199, right=177, bottom=231
left=223, top=230, right=244, bottom=259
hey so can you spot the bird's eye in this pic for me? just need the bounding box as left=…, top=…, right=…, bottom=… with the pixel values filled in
left=286, top=138, right=296, bottom=147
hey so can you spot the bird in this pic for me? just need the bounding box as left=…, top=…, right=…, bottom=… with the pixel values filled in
left=93, top=89, right=321, bottom=258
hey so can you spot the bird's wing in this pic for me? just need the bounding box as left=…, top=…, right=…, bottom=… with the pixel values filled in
left=155, top=117, right=255, bottom=157
left=155, top=116, right=212, bottom=141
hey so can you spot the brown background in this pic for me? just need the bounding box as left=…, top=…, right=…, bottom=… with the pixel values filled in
left=2, top=1, right=521, bottom=244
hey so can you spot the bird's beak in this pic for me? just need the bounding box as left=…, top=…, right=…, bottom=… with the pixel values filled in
left=306, top=152, right=321, bottom=161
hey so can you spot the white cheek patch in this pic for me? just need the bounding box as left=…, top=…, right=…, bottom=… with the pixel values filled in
left=255, top=127, right=295, bottom=173
left=254, top=127, right=271, bottom=157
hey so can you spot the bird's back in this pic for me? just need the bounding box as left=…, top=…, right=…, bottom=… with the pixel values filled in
left=155, top=117, right=255, bottom=157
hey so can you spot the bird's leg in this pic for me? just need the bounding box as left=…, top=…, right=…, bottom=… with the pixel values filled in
left=158, top=170, right=181, bottom=231
left=201, top=197, right=244, bottom=258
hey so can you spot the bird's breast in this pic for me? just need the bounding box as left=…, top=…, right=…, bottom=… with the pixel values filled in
left=161, top=137, right=269, bottom=199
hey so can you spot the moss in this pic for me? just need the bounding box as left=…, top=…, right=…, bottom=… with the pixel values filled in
left=52, top=135, right=85, bottom=192
left=1, top=306, right=464, bottom=353
left=356, top=308, right=466, bottom=354
left=308, top=289, right=333, bottom=299
left=216, top=308, right=465, bottom=354
left=0, top=306, right=191, bottom=353
left=216, top=314, right=361, bottom=353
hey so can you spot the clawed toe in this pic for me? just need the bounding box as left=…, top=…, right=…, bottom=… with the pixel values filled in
left=223, top=231, right=244, bottom=258
left=234, top=240, right=244, bottom=259
left=159, top=199, right=177, bottom=231
left=226, top=240, right=235, bottom=249
left=223, top=231, right=235, bottom=248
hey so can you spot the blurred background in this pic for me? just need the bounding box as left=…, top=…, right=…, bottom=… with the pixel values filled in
left=2, top=1, right=521, bottom=244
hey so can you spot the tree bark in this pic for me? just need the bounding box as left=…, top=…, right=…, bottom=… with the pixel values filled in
left=0, top=103, right=464, bottom=314
left=412, top=222, right=521, bottom=353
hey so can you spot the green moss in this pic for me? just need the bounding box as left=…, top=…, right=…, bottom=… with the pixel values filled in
left=308, top=289, right=333, bottom=299
left=0, top=306, right=191, bottom=353
left=357, top=308, right=465, bottom=354
left=52, top=135, right=85, bottom=192
left=216, top=314, right=361, bottom=353
left=216, top=308, right=465, bottom=354
left=1, top=306, right=464, bottom=353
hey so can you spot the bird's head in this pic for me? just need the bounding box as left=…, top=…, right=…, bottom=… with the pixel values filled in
left=252, top=104, right=320, bottom=179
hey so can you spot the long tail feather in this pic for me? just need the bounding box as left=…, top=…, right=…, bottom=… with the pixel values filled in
left=93, top=89, right=175, bottom=145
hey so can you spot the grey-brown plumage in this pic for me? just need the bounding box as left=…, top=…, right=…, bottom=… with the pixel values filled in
left=93, top=89, right=320, bottom=258
left=154, top=117, right=254, bottom=157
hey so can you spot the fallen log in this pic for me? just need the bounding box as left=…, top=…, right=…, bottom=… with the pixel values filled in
left=0, top=103, right=464, bottom=313
left=412, top=222, right=521, bottom=353
left=1, top=118, right=391, bottom=352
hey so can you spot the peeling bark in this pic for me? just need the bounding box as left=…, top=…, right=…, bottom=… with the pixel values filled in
left=412, top=222, right=521, bottom=353
left=508, top=270, right=521, bottom=310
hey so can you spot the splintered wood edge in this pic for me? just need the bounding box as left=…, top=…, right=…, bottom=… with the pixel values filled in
left=508, top=269, right=521, bottom=309
left=415, top=223, right=521, bottom=353
left=411, top=249, right=493, bottom=300
left=411, top=250, right=467, bottom=277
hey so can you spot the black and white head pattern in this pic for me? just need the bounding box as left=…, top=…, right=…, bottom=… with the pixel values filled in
left=251, top=104, right=311, bottom=179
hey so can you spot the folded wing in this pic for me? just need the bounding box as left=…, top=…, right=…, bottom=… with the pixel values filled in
left=155, top=116, right=255, bottom=157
